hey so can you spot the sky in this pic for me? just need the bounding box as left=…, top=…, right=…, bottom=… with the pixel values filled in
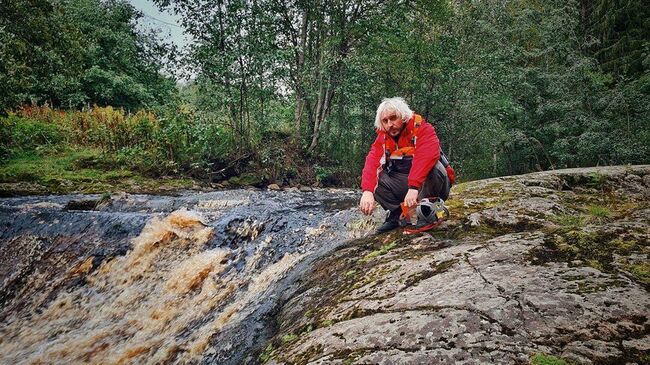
left=127, top=0, right=190, bottom=50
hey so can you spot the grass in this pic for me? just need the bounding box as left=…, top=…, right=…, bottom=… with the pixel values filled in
left=0, top=148, right=195, bottom=194
left=550, top=205, right=610, bottom=227
left=530, top=353, right=569, bottom=365
left=587, top=204, right=611, bottom=218
left=551, top=214, right=585, bottom=227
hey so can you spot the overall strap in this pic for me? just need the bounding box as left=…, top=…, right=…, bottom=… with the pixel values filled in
left=411, top=114, right=423, bottom=147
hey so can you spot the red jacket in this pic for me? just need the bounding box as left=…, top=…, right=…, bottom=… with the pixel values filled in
left=361, top=113, right=441, bottom=192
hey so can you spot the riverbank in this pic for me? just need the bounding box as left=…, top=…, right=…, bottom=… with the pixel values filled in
left=0, top=148, right=201, bottom=197
left=1, top=106, right=353, bottom=196
left=0, top=147, right=347, bottom=197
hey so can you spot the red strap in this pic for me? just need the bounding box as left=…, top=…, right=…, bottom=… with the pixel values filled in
left=403, top=219, right=445, bottom=235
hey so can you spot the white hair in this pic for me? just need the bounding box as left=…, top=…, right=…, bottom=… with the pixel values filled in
left=374, top=97, right=414, bottom=130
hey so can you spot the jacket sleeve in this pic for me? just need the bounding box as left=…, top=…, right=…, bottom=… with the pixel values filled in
left=408, top=121, right=440, bottom=189
left=361, top=134, right=384, bottom=192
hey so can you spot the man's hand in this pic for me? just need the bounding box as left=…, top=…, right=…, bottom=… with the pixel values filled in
left=404, top=188, right=419, bottom=207
left=359, top=191, right=375, bottom=215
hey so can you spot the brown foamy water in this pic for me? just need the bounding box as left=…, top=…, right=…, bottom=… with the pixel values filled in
left=0, top=209, right=303, bottom=364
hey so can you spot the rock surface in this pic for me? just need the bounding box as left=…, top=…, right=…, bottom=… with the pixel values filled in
left=262, top=165, right=650, bottom=364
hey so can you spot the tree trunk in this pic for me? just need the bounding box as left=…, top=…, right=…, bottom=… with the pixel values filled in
left=293, top=7, right=309, bottom=142
left=308, top=74, right=335, bottom=153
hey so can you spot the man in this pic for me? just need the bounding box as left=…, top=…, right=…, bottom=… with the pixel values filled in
left=359, top=97, right=453, bottom=233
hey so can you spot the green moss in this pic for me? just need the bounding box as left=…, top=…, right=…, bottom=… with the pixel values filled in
left=350, top=265, right=399, bottom=290
left=530, top=225, right=648, bottom=287
left=458, top=223, right=507, bottom=239
left=259, top=343, right=274, bottom=363
left=281, top=333, right=298, bottom=343
left=360, top=241, right=397, bottom=263
left=610, top=238, right=637, bottom=255
left=568, top=279, right=627, bottom=294
left=530, top=353, right=569, bottom=365
left=625, top=262, right=650, bottom=285
left=344, top=270, right=357, bottom=277
left=228, top=172, right=263, bottom=187
left=450, top=182, right=472, bottom=194
left=319, top=319, right=334, bottom=327
left=586, top=171, right=605, bottom=189
left=402, top=259, right=458, bottom=289
left=445, top=198, right=465, bottom=211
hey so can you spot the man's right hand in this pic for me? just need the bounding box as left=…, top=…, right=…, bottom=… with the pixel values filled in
left=359, top=191, right=375, bottom=215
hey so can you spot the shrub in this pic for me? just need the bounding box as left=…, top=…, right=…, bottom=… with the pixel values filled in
left=0, top=115, right=63, bottom=156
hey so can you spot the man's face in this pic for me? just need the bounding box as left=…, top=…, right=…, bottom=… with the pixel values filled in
left=380, top=110, right=404, bottom=137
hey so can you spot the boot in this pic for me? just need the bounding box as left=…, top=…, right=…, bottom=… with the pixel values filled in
left=376, top=209, right=401, bottom=234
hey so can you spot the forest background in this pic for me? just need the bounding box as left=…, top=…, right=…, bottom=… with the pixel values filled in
left=1, top=0, right=648, bottom=193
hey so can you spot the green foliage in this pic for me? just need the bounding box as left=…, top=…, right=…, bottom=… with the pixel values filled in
left=314, top=164, right=333, bottom=185
left=0, top=147, right=194, bottom=194
left=0, top=105, right=235, bottom=178
left=1, top=116, right=62, bottom=156
left=0, top=0, right=176, bottom=111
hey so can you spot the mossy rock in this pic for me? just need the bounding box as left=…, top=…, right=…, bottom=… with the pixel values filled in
left=228, top=172, right=264, bottom=187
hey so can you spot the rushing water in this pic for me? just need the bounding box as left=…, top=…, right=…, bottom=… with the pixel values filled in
left=0, top=189, right=372, bottom=364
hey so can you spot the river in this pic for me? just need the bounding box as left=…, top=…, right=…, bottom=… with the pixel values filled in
left=0, top=189, right=369, bottom=364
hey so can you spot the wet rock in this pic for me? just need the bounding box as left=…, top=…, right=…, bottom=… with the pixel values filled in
left=299, top=186, right=313, bottom=193
left=65, top=198, right=100, bottom=211
left=0, top=182, right=49, bottom=197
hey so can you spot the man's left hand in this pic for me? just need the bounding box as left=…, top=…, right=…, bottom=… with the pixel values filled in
left=404, top=188, right=418, bottom=207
